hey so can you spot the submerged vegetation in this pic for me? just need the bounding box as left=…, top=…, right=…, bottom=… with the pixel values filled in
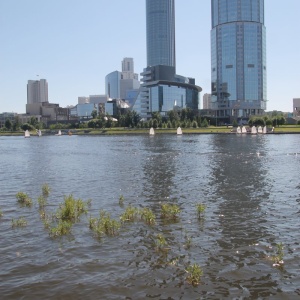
left=89, top=210, right=121, bottom=237
left=42, top=184, right=51, bottom=197
left=16, top=192, right=32, bottom=207
left=271, top=242, right=284, bottom=266
left=11, top=217, right=27, bottom=228
left=196, top=203, right=206, bottom=219
left=161, top=203, right=181, bottom=220
left=185, top=263, right=203, bottom=286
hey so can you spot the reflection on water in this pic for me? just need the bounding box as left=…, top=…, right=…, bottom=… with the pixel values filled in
left=0, top=134, right=299, bottom=299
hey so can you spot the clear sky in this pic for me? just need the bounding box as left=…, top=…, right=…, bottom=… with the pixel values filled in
left=1, top=0, right=299, bottom=113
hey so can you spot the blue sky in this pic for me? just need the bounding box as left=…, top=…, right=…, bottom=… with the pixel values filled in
left=1, top=0, right=299, bottom=113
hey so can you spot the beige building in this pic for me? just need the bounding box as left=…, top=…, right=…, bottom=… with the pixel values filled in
left=26, top=102, right=69, bottom=124
left=293, top=98, right=300, bottom=117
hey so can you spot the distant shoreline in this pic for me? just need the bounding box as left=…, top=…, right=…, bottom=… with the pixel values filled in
left=1, top=126, right=300, bottom=136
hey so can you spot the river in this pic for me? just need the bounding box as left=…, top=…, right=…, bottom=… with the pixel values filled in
left=0, top=134, right=299, bottom=299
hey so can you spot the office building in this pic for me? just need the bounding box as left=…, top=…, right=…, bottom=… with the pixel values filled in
left=146, top=0, right=176, bottom=68
left=293, top=98, right=300, bottom=118
left=105, top=58, right=140, bottom=101
left=133, top=0, right=201, bottom=119
left=203, top=93, right=211, bottom=109
left=27, top=79, right=48, bottom=104
left=211, top=0, right=267, bottom=122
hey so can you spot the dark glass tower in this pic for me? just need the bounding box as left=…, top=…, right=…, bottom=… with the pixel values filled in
left=146, top=0, right=176, bottom=69
left=211, top=0, right=267, bottom=122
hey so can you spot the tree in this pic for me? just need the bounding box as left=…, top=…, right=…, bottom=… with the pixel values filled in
left=13, top=116, right=21, bottom=131
left=167, top=110, right=179, bottom=122
left=5, top=118, right=12, bottom=130
left=201, top=118, right=208, bottom=127
left=21, top=123, right=35, bottom=131
left=29, top=116, right=38, bottom=127
left=91, top=110, right=97, bottom=119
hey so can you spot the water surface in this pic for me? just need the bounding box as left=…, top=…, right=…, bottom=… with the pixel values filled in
left=0, top=134, right=299, bottom=299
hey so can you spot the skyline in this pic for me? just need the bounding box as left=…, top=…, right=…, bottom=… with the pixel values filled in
left=1, top=0, right=299, bottom=114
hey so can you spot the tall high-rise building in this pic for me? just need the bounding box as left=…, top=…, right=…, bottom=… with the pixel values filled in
left=133, top=0, right=201, bottom=119
left=146, top=0, right=176, bottom=68
left=27, top=79, right=48, bottom=104
left=211, top=0, right=267, bottom=122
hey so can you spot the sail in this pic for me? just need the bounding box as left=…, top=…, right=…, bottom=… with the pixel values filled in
left=24, top=130, right=30, bottom=138
left=257, top=126, right=263, bottom=133
left=149, top=127, right=155, bottom=135
left=241, top=126, right=247, bottom=134
left=236, top=126, right=241, bottom=134
left=177, top=127, right=182, bottom=135
left=38, top=130, right=42, bottom=137
left=251, top=126, right=257, bottom=134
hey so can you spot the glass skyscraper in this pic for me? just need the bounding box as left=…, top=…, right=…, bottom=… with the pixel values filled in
left=146, top=0, right=176, bottom=68
left=211, top=0, right=267, bottom=122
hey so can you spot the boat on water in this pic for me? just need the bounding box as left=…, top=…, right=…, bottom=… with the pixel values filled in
left=177, top=127, right=183, bottom=135
left=24, top=130, right=30, bottom=138
left=149, top=127, right=155, bottom=135
left=263, top=126, right=267, bottom=134
left=257, top=126, right=263, bottom=134
left=236, top=126, right=242, bottom=134
left=251, top=126, right=257, bottom=134
left=55, top=130, right=62, bottom=136
left=37, top=129, right=42, bottom=137
left=241, top=126, right=247, bottom=134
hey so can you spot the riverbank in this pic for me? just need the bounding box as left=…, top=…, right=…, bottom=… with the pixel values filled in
left=1, top=125, right=300, bottom=136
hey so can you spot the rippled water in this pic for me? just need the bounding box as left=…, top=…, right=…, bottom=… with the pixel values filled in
left=0, top=134, right=299, bottom=299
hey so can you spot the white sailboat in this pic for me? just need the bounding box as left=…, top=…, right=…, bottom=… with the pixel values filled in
left=257, top=126, right=263, bottom=134
left=177, top=127, right=183, bottom=135
left=251, top=126, right=257, bottom=134
left=55, top=130, right=62, bottom=136
left=37, top=129, right=42, bottom=137
left=24, top=130, right=30, bottom=138
left=263, top=126, right=267, bottom=134
left=241, top=126, right=247, bottom=134
left=149, top=127, right=155, bottom=135
left=236, top=126, right=241, bottom=134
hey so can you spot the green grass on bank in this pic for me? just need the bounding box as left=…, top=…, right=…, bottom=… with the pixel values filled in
left=1, top=125, right=300, bottom=136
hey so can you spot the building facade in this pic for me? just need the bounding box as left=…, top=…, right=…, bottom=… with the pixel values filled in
left=134, top=0, right=201, bottom=119
left=105, top=58, right=140, bottom=100
left=203, top=93, right=212, bottom=109
left=27, top=79, right=48, bottom=104
left=293, top=98, right=300, bottom=118
left=211, top=0, right=267, bottom=122
left=146, top=0, right=176, bottom=68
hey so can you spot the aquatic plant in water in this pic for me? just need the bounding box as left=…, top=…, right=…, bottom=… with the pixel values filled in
left=37, top=195, right=47, bottom=208
left=196, top=203, right=206, bottom=219
left=186, top=263, right=203, bottom=286
left=56, top=194, right=88, bottom=222
left=140, top=207, right=156, bottom=225
left=120, top=205, right=139, bottom=223
left=50, top=220, right=73, bottom=237
left=42, top=184, right=51, bottom=197
left=89, top=210, right=121, bottom=237
left=119, top=194, right=124, bottom=206
left=161, top=203, right=181, bottom=220
left=11, top=217, right=27, bottom=228
left=155, top=233, right=169, bottom=252
left=16, top=192, right=32, bottom=207
left=271, top=242, right=284, bottom=266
